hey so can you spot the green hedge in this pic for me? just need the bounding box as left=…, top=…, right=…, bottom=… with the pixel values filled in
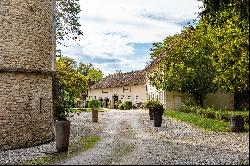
left=178, top=105, right=249, bottom=124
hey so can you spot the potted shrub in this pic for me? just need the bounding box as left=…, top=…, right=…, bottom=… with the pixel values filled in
left=146, top=100, right=158, bottom=120
left=151, top=101, right=164, bottom=127
left=88, top=99, right=101, bottom=123
left=53, top=89, right=74, bottom=153
left=230, top=114, right=244, bottom=132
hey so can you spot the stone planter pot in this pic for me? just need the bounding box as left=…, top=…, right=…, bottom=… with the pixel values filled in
left=153, top=111, right=163, bottom=127
left=149, top=109, right=154, bottom=120
left=92, top=108, right=98, bottom=123
left=230, top=115, right=244, bottom=132
left=55, top=120, right=70, bottom=153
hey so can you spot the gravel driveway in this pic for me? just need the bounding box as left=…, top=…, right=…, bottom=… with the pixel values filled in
left=1, top=109, right=249, bottom=165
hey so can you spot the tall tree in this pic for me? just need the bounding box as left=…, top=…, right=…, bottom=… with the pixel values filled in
left=56, top=56, right=88, bottom=100
left=78, top=62, right=103, bottom=86
left=56, top=0, right=83, bottom=47
left=149, top=27, right=217, bottom=107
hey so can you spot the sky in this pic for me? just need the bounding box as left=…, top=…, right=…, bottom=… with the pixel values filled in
left=59, top=0, right=203, bottom=76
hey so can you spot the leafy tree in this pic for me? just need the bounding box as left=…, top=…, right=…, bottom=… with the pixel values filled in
left=149, top=1, right=249, bottom=108
left=56, top=56, right=88, bottom=101
left=78, top=62, right=103, bottom=86
left=149, top=27, right=217, bottom=107
left=203, top=6, right=249, bottom=93
left=56, top=0, right=83, bottom=47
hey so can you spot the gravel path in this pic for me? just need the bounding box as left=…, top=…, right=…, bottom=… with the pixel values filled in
left=1, top=109, right=249, bottom=165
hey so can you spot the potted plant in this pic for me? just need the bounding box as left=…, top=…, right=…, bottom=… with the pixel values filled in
left=146, top=100, right=158, bottom=120
left=151, top=101, right=164, bottom=127
left=230, top=114, right=244, bottom=132
left=88, top=99, right=101, bottom=122
left=53, top=89, right=74, bottom=153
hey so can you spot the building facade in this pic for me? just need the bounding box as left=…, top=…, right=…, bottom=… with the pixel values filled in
left=0, top=0, right=55, bottom=150
left=88, top=70, right=147, bottom=108
left=89, top=62, right=234, bottom=110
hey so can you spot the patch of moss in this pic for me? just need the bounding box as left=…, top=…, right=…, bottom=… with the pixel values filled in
left=14, top=135, right=101, bottom=165
left=104, top=144, right=136, bottom=164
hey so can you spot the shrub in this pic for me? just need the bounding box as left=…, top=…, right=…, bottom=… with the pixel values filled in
left=175, top=104, right=249, bottom=124
left=220, top=112, right=231, bottom=122
left=118, top=103, right=125, bottom=110
left=87, top=99, right=101, bottom=109
left=114, top=100, right=122, bottom=109
left=182, top=97, right=196, bottom=106
left=203, top=110, right=216, bottom=119
left=146, top=100, right=159, bottom=110
left=146, top=100, right=164, bottom=114
left=124, top=101, right=133, bottom=110
left=132, top=104, right=137, bottom=109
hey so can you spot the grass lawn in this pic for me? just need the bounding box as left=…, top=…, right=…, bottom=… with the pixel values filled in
left=16, top=135, right=101, bottom=165
left=164, top=110, right=249, bottom=132
left=72, top=108, right=106, bottom=113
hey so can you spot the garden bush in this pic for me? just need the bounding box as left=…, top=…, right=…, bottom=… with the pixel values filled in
left=87, top=99, right=101, bottom=109
left=124, top=101, right=133, bottom=110
left=118, top=103, right=125, bottom=110
left=115, top=100, right=122, bottom=109
left=178, top=104, right=249, bottom=124
left=146, top=100, right=159, bottom=110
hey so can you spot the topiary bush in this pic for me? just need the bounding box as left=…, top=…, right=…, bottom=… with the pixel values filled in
left=124, top=101, right=133, bottom=110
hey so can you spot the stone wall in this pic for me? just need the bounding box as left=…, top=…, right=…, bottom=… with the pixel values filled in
left=0, top=0, right=54, bottom=150
left=0, top=72, right=54, bottom=150
left=0, top=0, right=52, bottom=71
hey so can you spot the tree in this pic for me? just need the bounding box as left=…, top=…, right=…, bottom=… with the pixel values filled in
left=56, top=56, right=88, bottom=102
left=78, top=62, right=103, bottom=86
left=149, top=27, right=217, bottom=107
left=149, top=1, right=249, bottom=108
left=56, top=0, right=83, bottom=47
left=203, top=6, right=249, bottom=93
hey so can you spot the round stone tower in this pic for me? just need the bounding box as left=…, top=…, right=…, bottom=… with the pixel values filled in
left=0, top=0, right=55, bottom=150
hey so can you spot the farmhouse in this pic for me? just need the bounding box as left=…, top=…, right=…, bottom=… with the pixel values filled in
left=88, top=59, right=234, bottom=110
left=88, top=70, right=147, bottom=108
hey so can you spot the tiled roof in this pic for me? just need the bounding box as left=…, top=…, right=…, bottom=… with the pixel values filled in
left=90, top=70, right=146, bottom=89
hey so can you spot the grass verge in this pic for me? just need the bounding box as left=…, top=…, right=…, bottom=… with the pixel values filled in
left=15, top=135, right=101, bottom=165
left=72, top=108, right=106, bottom=113
left=164, top=110, right=249, bottom=132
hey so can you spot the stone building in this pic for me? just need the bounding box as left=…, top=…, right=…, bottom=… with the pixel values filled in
left=89, top=62, right=234, bottom=110
left=88, top=70, right=147, bottom=108
left=0, top=0, right=55, bottom=150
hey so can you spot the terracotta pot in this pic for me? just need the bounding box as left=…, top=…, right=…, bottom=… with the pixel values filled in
left=92, top=108, right=98, bottom=123
left=55, top=120, right=70, bottom=153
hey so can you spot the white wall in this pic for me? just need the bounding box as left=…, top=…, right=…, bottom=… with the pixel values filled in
left=88, top=84, right=147, bottom=107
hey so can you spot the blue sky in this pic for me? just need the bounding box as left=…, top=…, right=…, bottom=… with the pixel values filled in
left=59, top=0, right=203, bottom=76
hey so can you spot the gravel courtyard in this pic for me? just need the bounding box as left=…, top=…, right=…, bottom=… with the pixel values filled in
left=1, top=109, right=249, bottom=165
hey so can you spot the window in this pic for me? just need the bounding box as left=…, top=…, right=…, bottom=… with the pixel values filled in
left=102, top=89, right=108, bottom=93
left=123, top=87, right=129, bottom=93
left=146, top=85, right=148, bottom=91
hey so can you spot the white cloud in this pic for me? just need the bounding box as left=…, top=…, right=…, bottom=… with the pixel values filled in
left=59, top=0, right=202, bottom=75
